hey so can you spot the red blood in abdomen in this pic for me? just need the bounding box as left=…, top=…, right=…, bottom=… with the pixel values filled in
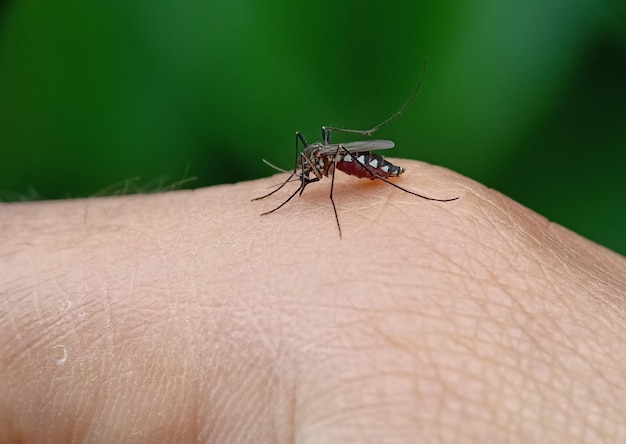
left=335, top=152, right=404, bottom=179
left=335, top=158, right=374, bottom=179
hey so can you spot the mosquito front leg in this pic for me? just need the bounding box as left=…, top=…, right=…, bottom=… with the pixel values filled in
left=299, top=152, right=323, bottom=184
left=253, top=132, right=311, bottom=202
left=294, top=131, right=308, bottom=170
left=260, top=172, right=320, bottom=215
left=259, top=180, right=303, bottom=215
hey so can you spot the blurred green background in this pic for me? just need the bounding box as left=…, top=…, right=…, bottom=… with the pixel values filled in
left=1, top=0, right=624, bottom=255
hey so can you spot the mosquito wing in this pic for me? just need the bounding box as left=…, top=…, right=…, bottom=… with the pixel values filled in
left=319, top=139, right=395, bottom=155
left=343, top=139, right=395, bottom=152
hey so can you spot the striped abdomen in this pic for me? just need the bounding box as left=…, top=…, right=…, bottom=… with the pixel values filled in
left=335, top=152, right=405, bottom=179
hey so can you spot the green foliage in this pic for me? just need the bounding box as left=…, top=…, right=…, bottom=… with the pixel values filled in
left=0, top=0, right=624, bottom=254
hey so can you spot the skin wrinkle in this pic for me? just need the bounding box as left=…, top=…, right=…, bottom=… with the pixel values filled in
left=497, top=369, right=545, bottom=439
left=199, top=356, right=237, bottom=442
left=410, top=351, right=445, bottom=429
left=1, top=283, right=34, bottom=363
left=183, top=268, right=204, bottom=442
left=314, top=401, right=413, bottom=439
left=546, top=225, right=624, bottom=300
left=413, top=355, right=455, bottom=442
left=458, top=217, right=596, bottom=372
left=373, top=312, right=496, bottom=434
left=5, top=299, right=68, bottom=369
left=234, top=366, right=279, bottom=442
left=194, top=296, right=300, bottom=442
left=392, top=253, right=592, bottom=438
left=472, top=193, right=551, bottom=263
left=89, top=238, right=197, bottom=440
left=302, top=365, right=420, bottom=437
left=352, top=186, right=608, bottom=438
left=533, top=332, right=612, bottom=439
left=260, top=337, right=295, bottom=442
left=230, top=290, right=280, bottom=360
left=284, top=359, right=299, bottom=444
left=421, top=220, right=499, bottom=279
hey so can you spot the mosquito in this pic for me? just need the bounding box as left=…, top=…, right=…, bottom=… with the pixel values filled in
left=253, top=60, right=458, bottom=238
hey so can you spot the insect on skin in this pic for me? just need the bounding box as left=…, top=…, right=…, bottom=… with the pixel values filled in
left=253, top=60, right=459, bottom=238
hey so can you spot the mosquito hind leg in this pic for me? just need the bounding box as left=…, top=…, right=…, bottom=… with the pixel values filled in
left=373, top=175, right=459, bottom=202
left=321, top=58, right=428, bottom=145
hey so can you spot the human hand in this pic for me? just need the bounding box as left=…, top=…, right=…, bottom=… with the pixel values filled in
left=1, top=160, right=624, bottom=442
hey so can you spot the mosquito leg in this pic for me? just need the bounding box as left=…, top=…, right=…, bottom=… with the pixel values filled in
left=260, top=173, right=319, bottom=215
left=260, top=185, right=302, bottom=215
left=261, top=176, right=305, bottom=215
left=294, top=131, right=308, bottom=171
left=254, top=132, right=311, bottom=202
left=322, top=125, right=375, bottom=143
left=299, top=176, right=319, bottom=196
left=373, top=175, right=459, bottom=202
left=322, top=58, right=428, bottom=143
left=252, top=171, right=296, bottom=201
left=296, top=131, right=308, bottom=149
left=328, top=147, right=343, bottom=238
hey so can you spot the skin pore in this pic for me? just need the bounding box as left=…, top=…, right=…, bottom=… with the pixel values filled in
left=1, top=159, right=624, bottom=443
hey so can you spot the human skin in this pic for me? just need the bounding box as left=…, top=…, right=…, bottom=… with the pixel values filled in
left=1, top=159, right=625, bottom=443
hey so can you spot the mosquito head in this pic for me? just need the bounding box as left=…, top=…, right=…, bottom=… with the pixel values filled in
left=301, top=142, right=322, bottom=158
